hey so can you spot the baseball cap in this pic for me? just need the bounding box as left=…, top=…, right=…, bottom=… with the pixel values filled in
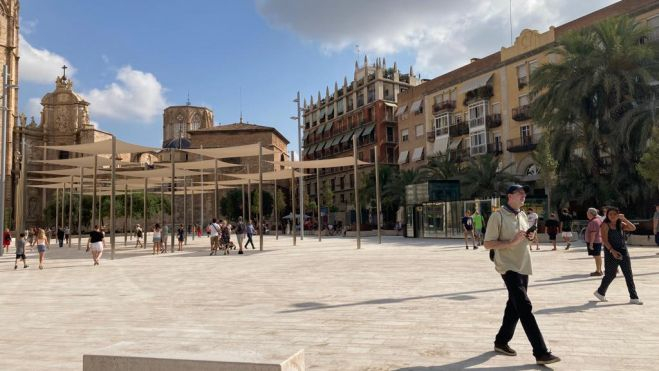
left=506, top=184, right=530, bottom=194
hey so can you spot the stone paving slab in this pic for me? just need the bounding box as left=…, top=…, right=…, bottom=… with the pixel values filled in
left=1, top=235, right=658, bottom=370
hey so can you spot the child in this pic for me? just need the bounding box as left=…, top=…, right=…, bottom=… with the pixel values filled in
left=3, top=228, right=11, bottom=253
left=14, top=232, right=29, bottom=269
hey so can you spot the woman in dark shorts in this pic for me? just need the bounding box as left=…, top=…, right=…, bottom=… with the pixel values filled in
left=586, top=208, right=603, bottom=276
left=544, top=213, right=559, bottom=250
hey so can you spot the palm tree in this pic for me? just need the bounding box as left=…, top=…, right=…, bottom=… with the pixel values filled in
left=419, top=152, right=460, bottom=181
left=460, top=154, right=516, bottom=199
left=531, top=135, right=558, bottom=212
left=530, top=15, right=658, bottom=208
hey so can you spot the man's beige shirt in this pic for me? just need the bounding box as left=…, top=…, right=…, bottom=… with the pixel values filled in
left=484, top=207, right=532, bottom=275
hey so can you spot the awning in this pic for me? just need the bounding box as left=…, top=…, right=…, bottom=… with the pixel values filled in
left=384, top=102, right=397, bottom=109
left=459, top=73, right=493, bottom=94
left=331, top=136, right=342, bottom=147
left=324, top=120, right=334, bottom=133
left=327, top=105, right=334, bottom=116
left=412, top=147, right=424, bottom=162
left=302, top=147, right=310, bottom=157
left=395, top=105, right=407, bottom=117
left=315, top=123, right=326, bottom=135
left=352, top=126, right=366, bottom=139
left=341, top=130, right=355, bottom=143
left=398, top=150, right=409, bottom=164
left=303, top=127, right=315, bottom=141
left=410, top=98, right=423, bottom=113
left=448, top=138, right=463, bottom=150
left=362, top=124, right=375, bottom=136
left=308, top=144, right=318, bottom=154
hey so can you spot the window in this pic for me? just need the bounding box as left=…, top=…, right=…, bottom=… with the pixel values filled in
left=331, top=178, right=336, bottom=191
left=383, top=83, right=394, bottom=100
left=340, top=176, right=345, bottom=190
left=401, top=129, right=409, bottom=142
left=492, top=103, right=501, bottom=114
left=468, top=101, right=486, bottom=129
left=367, top=84, right=375, bottom=103
left=520, top=125, right=532, bottom=139
left=518, top=95, right=530, bottom=107
left=415, top=124, right=424, bottom=137
left=386, top=127, right=395, bottom=142
left=470, top=130, right=486, bottom=155
left=370, top=148, right=375, bottom=162
left=434, top=113, right=450, bottom=136
left=517, top=64, right=528, bottom=89
left=337, top=98, right=345, bottom=115
left=529, top=60, right=538, bottom=78
left=357, top=92, right=364, bottom=107
left=347, top=94, right=354, bottom=111
left=386, top=147, right=395, bottom=163
left=58, top=150, right=69, bottom=160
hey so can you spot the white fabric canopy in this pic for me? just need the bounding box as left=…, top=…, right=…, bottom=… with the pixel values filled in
left=32, top=156, right=114, bottom=168
left=30, top=168, right=101, bottom=176
left=174, top=158, right=240, bottom=170
left=40, top=138, right=158, bottom=155
left=412, top=147, right=425, bottom=162
left=276, top=157, right=369, bottom=169
left=117, top=167, right=201, bottom=178
left=183, top=143, right=274, bottom=159
left=398, top=150, right=409, bottom=164
left=28, top=176, right=95, bottom=184
left=223, top=170, right=309, bottom=181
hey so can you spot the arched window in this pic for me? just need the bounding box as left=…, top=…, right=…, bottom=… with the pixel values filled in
left=190, top=113, right=201, bottom=132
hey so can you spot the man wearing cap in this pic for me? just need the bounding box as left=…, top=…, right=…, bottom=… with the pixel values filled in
left=484, top=184, right=561, bottom=365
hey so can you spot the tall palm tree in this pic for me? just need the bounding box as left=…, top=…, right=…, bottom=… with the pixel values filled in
left=530, top=15, right=658, bottom=208
left=531, top=135, right=558, bottom=211
left=460, top=154, right=516, bottom=199
left=383, top=168, right=424, bottom=210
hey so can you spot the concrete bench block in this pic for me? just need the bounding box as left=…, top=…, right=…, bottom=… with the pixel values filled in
left=83, top=349, right=304, bottom=371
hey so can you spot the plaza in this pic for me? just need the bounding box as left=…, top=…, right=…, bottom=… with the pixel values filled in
left=1, top=235, right=658, bottom=370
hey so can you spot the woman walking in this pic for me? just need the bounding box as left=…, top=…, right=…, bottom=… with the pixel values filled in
left=35, top=228, right=49, bottom=270
left=87, top=225, right=105, bottom=266
left=177, top=224, right=185, bottom=251
left=152, top=223, right=162, bottom=255
left=585, top=208, right=603, bottom=276
left=3, top=228, right=11, bottom=253
left=593, top=207, right=642, bottom=304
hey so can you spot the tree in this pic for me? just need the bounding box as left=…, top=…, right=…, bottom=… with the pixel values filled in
left=530, top=15, right=658, bottom=210
left=321, top=182, right=334, bottom=211
left=638, top=127, right=659, bottom=191
left=532, top=135, right=559, bottom=212
left=219, top=189, right=243, bottom=221
left=249, top=189, right=273, bottom=221
left=460, top=154, right=516, bottom=199
left=419, top=152, right=459, bottom=181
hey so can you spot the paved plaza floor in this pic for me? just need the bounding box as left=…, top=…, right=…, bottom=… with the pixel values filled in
left=1, top=234, right=658, bottom=370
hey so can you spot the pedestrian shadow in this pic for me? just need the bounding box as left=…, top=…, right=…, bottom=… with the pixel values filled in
left=395, top=351, right=549, bottom=370
left=534, top=301, right=628, bottom=315
left=536, top=273, right=590, bottom=282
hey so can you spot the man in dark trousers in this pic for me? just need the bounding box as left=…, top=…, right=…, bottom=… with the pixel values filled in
left=484, top=184, right=561, bottom=365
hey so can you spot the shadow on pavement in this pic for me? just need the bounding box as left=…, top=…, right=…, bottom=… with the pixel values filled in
left=395, top=351, right=549, bottom=370
left=534, top=300, right=629, bottom=315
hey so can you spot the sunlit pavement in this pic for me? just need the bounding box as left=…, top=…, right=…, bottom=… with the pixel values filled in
left=1, top=234, right=658, bottom=370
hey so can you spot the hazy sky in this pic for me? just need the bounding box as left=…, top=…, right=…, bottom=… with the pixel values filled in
left=20, top=0, right=618, bottom=152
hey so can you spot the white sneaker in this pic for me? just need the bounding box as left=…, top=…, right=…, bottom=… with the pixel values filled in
left=629, top=298, right=643, bottom=305
left=593, top=291, right=608, bottom=302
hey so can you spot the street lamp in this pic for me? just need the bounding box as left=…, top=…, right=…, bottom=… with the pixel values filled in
left=292, top=92, right=304, bottom=239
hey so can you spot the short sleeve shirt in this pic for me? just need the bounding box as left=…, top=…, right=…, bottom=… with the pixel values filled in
left=462, top=216, right=473, bottom=230
left=89, top=231, right=104, bottom=243
left=209, top=223, right=221, bottom=237
left=586, top=218, right=602, bottom=244
left=472, top=214, right=484, bottom=230
left=484, top=208, right=532, bottom=275
left=15, top=239, right=25, bottom=255
left=560, top=213, right=573, bottom=231
left=527, top=212, right=538, bottom=227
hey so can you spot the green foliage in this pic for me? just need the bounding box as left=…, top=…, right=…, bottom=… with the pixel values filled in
left=459, top=153, right=516, bottom=199
left=420, top=152, right=459, bottom=181
left=219, top=189, right=243, bottom=221
left=637, top=128, right=659, bottom=191
left=530, top=15, right=658, bottom=210
left=249, top=189, right=273, bottom=220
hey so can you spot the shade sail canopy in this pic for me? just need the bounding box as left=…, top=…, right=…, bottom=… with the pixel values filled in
left=183, top=143, right=274, bottom=159
left=174, top=158, right=240, bottom=170
left=276, top=157, right=369, bottom=169
left=28, top=176, right=96, bottom=184
left=30, top=168, right=101, bottom=176
left=40, top=138, right=159, bottom=155
left=32, top=156, right=115, bottom=168
left=176, top=185, right=234, bottom=192
left=224, top=170, right=309, bottom=181
left=116, top=167, right=201, bottom=178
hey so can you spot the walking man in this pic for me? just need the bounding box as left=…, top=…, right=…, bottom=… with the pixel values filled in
left=235, top=217, right=246, bottom=254
left=484, top=184, right=561, bottom=365
left=245, top=219, right=256, bottom=249
left=559, top=208, right=573, bottom=250
left=462, top=210, right=476, bottom=249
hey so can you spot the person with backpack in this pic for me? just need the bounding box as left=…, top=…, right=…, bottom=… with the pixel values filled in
left=245, top=220, right=256, bottom=250
left=484, top=184, right=561, bottom=365
left=208, top=218, right=221, bottom=255
left=235, top=217, right=246, bottom=254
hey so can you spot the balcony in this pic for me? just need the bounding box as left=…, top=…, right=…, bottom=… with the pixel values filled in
left=507, top=134, right=540, bottom=152
left=487, top=142, right=504, bottom=155
left=432, top=100, right=456, bottom=113
left=486, top=113, right=502, bottom=129
left=448, top=148, right=470, bottom=162
left=468, top=116, right=485, bottom=129
left=448, top=120, right=469, bottom=137
left=463, top=85, right=493, bottom=106
left=517, top=76, right=528, bottom=90
left=512, top=105, right=531, bottom=121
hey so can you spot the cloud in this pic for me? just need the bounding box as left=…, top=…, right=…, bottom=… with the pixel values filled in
left=20, top=18, right=38, bottom=35
left=19, top=35, right=75, bottom=84
left=27, top=97, right=42, bottom=121
left=81, top=66, right=168, bottom=123
left=256, top=0, right=618, bottom=76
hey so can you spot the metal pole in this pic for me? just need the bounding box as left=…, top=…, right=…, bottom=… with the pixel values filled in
left=353, top=134, right=360, bottom=249
left=124, top=182, right=128, bottom=246
left=20, top=129, right=27, bottom=235
left=61, top=183, right=65, bottom=228
left=317, top=168, right=321, bottom=242
left=143, top=177, right=148, bottom=250
left=184, top=176, right=188, bottom=246
left=129, top=191, right=133, bottom=240
left=214, top=159, right=218, bottom=218
left=110, top=135, right=116, bottom=259
left=297, top=91, right=304, bottom=240
left=290, top=151, right=296, bottom=246
left=78, top=167, right=82, bottom=250
left=274, top=178, right=278, bottom=240
left=375, top=145, right=382, bottom=244
left=258, top=142, right=263, bottom=251
left=55, top=186, right=59, bottom=241
left=68, top=175, right=73, bottom=246
left=160, top=178, right=164, bottom=227
left=191, top=188, right=194, bottom=241
left=241, top=184, right=246, bottom=221
left=92, top=155, right=97, bottom=228
left=247, top=164, right=251, bottom=222
left=0, top=65, right=9, bottom=250
left=200, top=167, right=204, bottom=229
left=170, top=148, right=175, bottom=252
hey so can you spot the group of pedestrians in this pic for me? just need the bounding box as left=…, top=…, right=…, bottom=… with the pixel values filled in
left=483, top=185, right=651, bottom=366
left=207, top=217, right=256, bottom=255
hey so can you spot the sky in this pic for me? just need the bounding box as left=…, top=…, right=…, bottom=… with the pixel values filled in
left=20, top=0, right=619, bottom=154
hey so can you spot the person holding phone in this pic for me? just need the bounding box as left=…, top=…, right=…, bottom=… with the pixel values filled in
left=484, top=184, right=560, bottom=365
left=593, top=207, right=642, bottom=304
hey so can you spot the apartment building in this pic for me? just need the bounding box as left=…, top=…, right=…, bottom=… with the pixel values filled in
left=302, top=57, right=421, bottom=223
left=398, top=0, right=659, bottom=189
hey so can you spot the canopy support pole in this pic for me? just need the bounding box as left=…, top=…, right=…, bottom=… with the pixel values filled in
left=353, top=135, right=360, bottom=250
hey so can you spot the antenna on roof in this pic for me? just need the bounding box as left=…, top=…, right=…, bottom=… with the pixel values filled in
left=186, top=91, right=191, bottom=106
left=239, top=87, right=243, bottom=124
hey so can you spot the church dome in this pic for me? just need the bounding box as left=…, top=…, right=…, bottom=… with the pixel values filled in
left=163, top=137, right=191, bottom=149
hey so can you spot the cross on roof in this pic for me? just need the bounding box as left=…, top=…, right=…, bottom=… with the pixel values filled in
left=62, top=65, right=68, bottom=79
